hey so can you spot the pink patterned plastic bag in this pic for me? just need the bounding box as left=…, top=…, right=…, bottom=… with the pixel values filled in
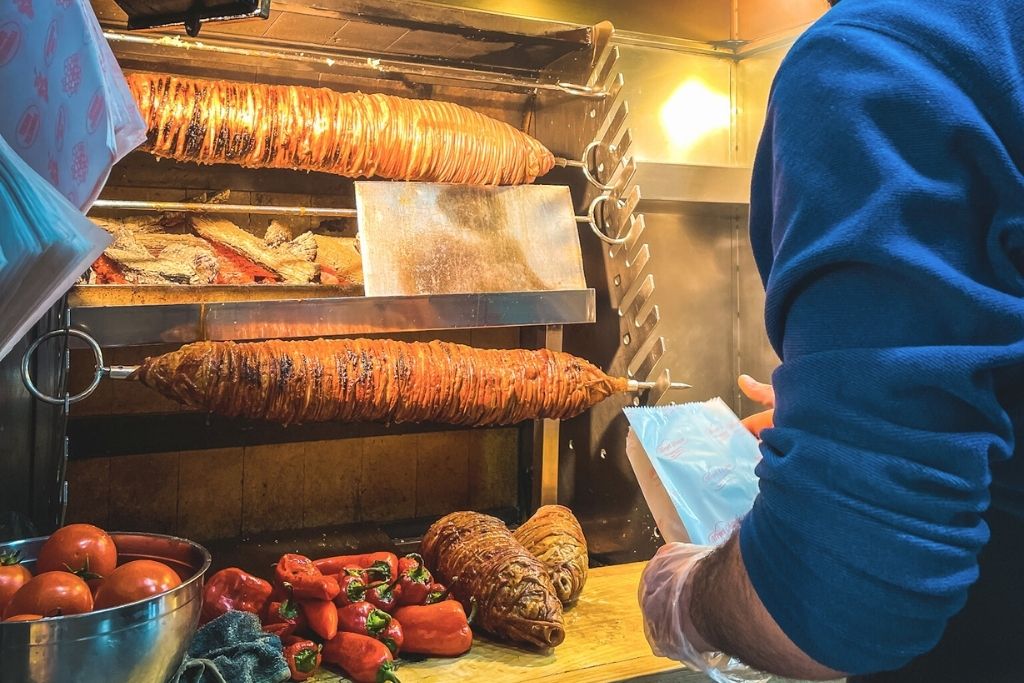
left=0, top=0, right=145, bottom=209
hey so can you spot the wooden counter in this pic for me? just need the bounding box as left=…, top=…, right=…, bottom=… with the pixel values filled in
left=314, top=562, right=707, bottom=682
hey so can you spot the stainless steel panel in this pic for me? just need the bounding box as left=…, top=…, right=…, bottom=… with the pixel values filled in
left=356, top=183, right=586, bottom=296
left=636, top=162, right=753, bottom=205
left=735, top=43, right=792, bottom=165
left=422, top=0, right=734, bottom=44
left=70, top=290, right=596, bottom=346
left=736, top=207, right=780, bottom=416
left=561, top=206, right=745, bottom=564
left=615, top=45, right=734, bottom=166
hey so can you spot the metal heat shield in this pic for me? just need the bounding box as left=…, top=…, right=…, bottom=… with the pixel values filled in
left=356, top=183, right=587, bottom=298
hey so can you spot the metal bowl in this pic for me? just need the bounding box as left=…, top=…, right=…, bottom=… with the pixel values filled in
left=0, top=532, right=211, bottom=683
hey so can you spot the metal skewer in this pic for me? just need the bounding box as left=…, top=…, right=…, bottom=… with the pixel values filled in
left=627, top=379, right=692, bottom=392
left=90, top=199, right=358, bottom=218
left=22, top=329, right=691, bottom=404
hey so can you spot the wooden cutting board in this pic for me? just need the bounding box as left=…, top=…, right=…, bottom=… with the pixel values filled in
left=313, top=561, right=703, bottom=682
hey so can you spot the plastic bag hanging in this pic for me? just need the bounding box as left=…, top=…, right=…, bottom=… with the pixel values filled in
left=0, top=0, right=145, bottom=209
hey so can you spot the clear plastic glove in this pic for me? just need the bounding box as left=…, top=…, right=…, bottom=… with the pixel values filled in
left=639, top=542, right=771, bottom=683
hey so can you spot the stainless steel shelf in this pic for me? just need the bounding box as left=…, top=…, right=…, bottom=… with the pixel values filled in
left=70, top=290, right=596, bottom=347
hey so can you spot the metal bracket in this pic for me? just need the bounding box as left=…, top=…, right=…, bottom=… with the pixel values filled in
left=21, top=328, right=134, bottom=405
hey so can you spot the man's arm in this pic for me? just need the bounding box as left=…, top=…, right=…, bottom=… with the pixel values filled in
left=659, top=15, right=1021, bottom=678
left=686, top=535, right=844, bottom=680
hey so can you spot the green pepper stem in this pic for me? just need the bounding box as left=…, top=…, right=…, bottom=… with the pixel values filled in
left=377, top=662, right=401, bottom=683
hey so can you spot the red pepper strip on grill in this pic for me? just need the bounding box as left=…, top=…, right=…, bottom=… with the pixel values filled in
left=201, top=568, right=273, bottom=625
left=322, top=632, right=400, bottom=683
left=283, top=639, right=322, bottom=682
left=275, top=554, right=340, bottom=601
left=314, top=552, right=398, bottom=584
left=392, top=599, right=474, bottom=657
left=300, top=599, right=338, bottom=640
left=395, top=554, right=431, bottom=606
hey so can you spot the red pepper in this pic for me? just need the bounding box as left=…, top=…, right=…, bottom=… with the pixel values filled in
left=392, top=600, right=474, bottom=657
left=201, top=568, right=273, bottom=625
left=379, top=617, right=404, bottom=656
left=276, top=554, right=340, bottom=601
left=314, top=552, right=398, bottom=583
left=366, top=581, right=402, bottom=613
left=322, top=632, right=400, bottom=683
left=423, top=582, right=450, bottom=605
left=300, top=599, right=339, bottom=641
left=334, top=571, right=375, bottom=607
left=283, top=639, right=322, bottom=682
left=338, top=601, right=392, bottom=638
left=395, top=554, right=432, bottom=606
left=263, top=584, right=304, bottom=639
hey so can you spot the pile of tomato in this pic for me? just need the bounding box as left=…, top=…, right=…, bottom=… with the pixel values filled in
left=0, top=524, right=182, bottom=621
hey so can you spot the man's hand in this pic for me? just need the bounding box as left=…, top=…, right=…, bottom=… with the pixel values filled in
left=738, top=374, right=774, bottom=438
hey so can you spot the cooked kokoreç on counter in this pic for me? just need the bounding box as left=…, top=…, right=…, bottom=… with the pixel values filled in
left=513, top=505, right=588, bottom=606
left=126, top=72, right=554, bottom=185
left=421, top=511, right=565, bottom=648
left=133, top=338, right=628, bottom=427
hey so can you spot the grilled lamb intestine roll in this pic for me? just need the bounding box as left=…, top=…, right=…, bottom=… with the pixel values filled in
left=421, top=511, right=565, bottom=648
left=132, top=338, right=629, bottom=427
left=513, top=505, right=588, bottom=606
left=126, top=72, right=554, bottom=185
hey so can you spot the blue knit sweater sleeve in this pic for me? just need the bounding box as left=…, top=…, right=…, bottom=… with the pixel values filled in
left=739, top=20, right=1023, bottom=675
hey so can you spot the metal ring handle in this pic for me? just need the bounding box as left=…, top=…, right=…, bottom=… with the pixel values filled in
left=586, top=194, right=632, bottom=246
left=21, top=329, right=104, bottom=405
left=581, top=140, right=618, bottom=192
left=555, top=81, right=607, bottom=98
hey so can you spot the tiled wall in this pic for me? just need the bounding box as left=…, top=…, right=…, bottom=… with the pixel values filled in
left=65, top=328, right=522, bottom=541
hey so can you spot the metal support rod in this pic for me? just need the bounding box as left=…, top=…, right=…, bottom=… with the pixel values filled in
left=104, top=31, right=607, bottom=98
left=627, top=379, right=692, bottom=391
left=90, top=199, right=358, bottom=218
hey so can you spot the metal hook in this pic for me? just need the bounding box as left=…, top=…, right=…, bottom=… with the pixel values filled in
left=577, top=194, right=633, bottom=246
left=21, top=328, right=107, bottom=405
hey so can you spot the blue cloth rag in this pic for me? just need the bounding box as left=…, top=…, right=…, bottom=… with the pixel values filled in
left=170, top=610, right=290, bottom=683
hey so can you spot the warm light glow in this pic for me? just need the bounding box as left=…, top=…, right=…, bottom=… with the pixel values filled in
left=659, top=78, right=732, bottom=153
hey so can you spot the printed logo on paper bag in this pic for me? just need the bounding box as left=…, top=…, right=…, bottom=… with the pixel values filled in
left=708, top=519, right=741, bottom=546
left=54, top=104, right=66, bottom=151
left=702, top=464, right=735, bottom=491
left=86, top=89, right=105, bottom=134
left=0, top=22, right=22, bottom=66
left=656, top=438, right=688, bottom=461
left=16, top=105, right=40, bottom=148
left=43, top=19, right=57, bottom=66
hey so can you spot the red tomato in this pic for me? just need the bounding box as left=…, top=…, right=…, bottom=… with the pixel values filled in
left=0, top=551, right=33, bottom=615
left=3, top=572, right=93, bottom=619
left=3, top=613, right=42, bottom=622
left=93, top=560, right=182, bottom=610
left=36, top=524, right=117, bottom=579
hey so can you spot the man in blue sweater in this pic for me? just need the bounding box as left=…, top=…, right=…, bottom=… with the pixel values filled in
left=639, top=1, right=1024, bottom=680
